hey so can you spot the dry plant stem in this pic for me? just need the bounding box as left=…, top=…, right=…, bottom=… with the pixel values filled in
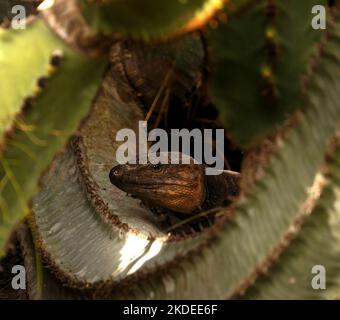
left=145, top=67, right=174, bottom=121
left=166, top=207, right=224, bottom=232
left=153, top=88, right=170, bottom=129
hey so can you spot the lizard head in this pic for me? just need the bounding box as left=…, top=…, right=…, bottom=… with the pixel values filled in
left=109, top=157, right=206, bottom=215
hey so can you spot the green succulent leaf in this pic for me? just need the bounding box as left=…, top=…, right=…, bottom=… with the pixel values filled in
left=0, top=220, right=83, bottom=299
left=244, top=149, right=340, bottom=299
left=0, top=19, right=61, bottom=142
left=208, top=0, right=328, bottom=147
left=0, top=20, right=107, bottom=256
left=80, top=0, right=217, bottom=39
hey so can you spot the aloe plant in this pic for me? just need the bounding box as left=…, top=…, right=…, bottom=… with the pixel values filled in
left=0, top=0, right=340, bottom=300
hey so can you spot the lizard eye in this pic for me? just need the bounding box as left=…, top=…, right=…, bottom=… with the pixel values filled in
left=152, top=163, right=162, bottom=171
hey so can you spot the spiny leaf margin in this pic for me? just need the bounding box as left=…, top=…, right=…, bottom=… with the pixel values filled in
left=0, top=20, right=107, bottom=256
left=207, top=0, right=328, bottom=147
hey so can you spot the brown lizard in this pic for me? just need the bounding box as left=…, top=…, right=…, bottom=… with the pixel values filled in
left=109, top=154, right=240, bottom=216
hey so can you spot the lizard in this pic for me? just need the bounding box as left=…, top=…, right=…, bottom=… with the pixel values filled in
left=109, top=153, right=240, bottom=216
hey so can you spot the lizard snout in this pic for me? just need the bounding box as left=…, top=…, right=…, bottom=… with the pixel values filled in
left=109, top=165, right=124, bottom=186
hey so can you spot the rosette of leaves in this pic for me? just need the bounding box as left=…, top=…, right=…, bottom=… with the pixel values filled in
left=1, top=0, right=340, bottom=300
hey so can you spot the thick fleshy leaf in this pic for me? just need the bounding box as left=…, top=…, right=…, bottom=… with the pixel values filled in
left=0, top=19, right=62, bottom=142
left=79, top=0, right=223, bottom=38
left=0, top=220, right=83, bottom=299
left=244, top=149, right=340, bottom=299
left=208, top=0, right=328, bottom=147
left=0, top=20, right=107, bottom=256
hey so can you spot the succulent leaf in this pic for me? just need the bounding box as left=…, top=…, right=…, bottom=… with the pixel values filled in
left=208, top=0, right=329, bottom=147
left=0, top=20, right=107, bottom=256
